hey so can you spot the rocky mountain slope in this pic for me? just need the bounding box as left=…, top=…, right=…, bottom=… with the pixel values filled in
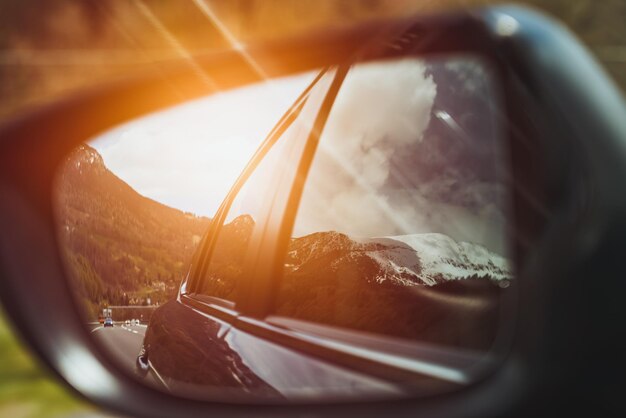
left=285, top=231, right=511, bottom=286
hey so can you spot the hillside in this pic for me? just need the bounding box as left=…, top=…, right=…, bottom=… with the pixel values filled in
left=55, top=144, right=210, bottom=319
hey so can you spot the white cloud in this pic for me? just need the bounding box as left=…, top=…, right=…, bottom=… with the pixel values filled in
left=293, top=58, right=507, bottom=254
left=295, top=59, right=438, bottom=237
left=324, top=59, right=437, bottom=188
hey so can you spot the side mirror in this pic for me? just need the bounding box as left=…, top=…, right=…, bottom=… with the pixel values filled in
left=1, top=5, right=625, bottom=417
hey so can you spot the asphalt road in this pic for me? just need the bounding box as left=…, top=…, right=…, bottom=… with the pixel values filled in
left=90, top=324, right=163, bottom=388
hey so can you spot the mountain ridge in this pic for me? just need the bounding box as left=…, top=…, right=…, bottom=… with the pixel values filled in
left=286, top=230, right=511, bottom=287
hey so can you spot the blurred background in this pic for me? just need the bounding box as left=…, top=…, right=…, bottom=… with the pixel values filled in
left=0, top=1, right=624, bottom=417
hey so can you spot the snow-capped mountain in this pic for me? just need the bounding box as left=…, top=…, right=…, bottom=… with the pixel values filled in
left=366, top=233, right=511, bottom=286
left=285, top=231, right=511, bottom=287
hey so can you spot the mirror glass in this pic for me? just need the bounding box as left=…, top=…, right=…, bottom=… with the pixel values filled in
left=53, top=55, right=513, bottom=403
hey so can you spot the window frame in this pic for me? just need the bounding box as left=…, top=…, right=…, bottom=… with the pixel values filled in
left=184, top=69, right=325, bottom=299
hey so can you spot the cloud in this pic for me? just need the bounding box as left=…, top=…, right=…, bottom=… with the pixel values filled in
left=295, top=59, right=437, bottom=236
left=323, top=59, right=437, bottom=188
left=293, top=58, right=508, bottom=254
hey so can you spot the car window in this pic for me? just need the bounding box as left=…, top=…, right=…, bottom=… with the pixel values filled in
left=274, top=57, right=513, bottom=350
left=196, top=69, right=339, bottom=303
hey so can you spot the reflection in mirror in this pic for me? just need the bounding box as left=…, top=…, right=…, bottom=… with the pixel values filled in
left=277, top=57, right=511, bottom=351
left=53, top=55, right=513, bottom=404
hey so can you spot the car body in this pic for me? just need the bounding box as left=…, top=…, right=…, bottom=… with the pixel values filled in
left=104, top=317, right=114, bottom=328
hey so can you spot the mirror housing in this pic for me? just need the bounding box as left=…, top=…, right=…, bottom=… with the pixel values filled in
left=1, top=4, right=626, bottom=417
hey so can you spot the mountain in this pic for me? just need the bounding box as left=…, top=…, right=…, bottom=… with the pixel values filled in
left=365, top=233, right=511, bottom=285
left=55, top=144, right=210, bottom=318
left=278, top=231, right=512, bottom=349
left=201, top=214, right=256, bottom=300
left=285, top=231, right=511, bottom=287
left=56, top=142, right=513, bottom=348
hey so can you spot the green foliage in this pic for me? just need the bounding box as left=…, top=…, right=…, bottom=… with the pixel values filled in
left=0, top=312, right=90, bottom=418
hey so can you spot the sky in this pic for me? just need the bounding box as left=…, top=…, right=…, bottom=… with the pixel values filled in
left=90, top=70, right=317, bottom=217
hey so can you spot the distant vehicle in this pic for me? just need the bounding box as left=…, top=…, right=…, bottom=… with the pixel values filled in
left=125, top=320, right=130, bottom=326
left=103, top=317, right=113, bottom=328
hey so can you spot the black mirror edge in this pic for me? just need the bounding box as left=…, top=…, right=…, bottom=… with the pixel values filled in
left=479, top=5, right=626, bottom=418
left=1, top=4, right=626, bottom=417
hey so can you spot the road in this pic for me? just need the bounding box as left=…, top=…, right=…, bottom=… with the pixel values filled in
left=90, top=323, right=163, bottom=388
